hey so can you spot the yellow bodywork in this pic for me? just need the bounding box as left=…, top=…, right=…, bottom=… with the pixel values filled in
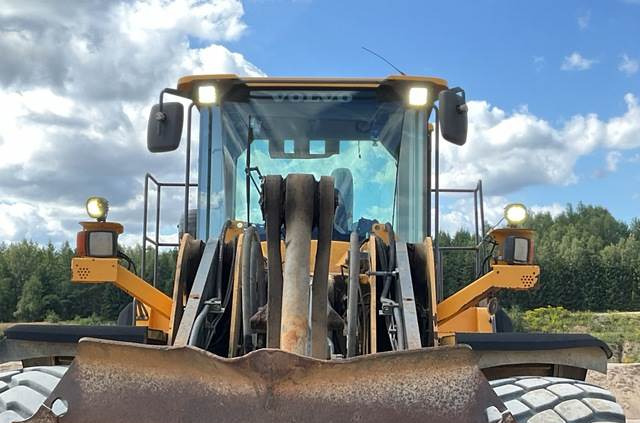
left=437, top=264, right=539, bottom=324
left=71, top=229, right=539, bottom=344
left=71, top=257, right=172, bottom=332
left=438, top=307, right=493, bottom=334
left=176, top=74, right=449, bottom=94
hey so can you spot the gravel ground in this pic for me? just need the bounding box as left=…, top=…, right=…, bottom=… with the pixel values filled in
left=0, top=361, right=21, bottom=372
left=587, top=363, right=640, bottom=420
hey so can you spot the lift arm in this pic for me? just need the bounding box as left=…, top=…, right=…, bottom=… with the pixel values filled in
left=71, top=257, right=173, bottom=332
left=436, top=264, right=539, bottom=325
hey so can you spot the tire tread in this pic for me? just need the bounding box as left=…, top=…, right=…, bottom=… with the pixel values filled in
left=0, top=367, right=66, bottom=422
left=489, top=376, right=626, bottom=423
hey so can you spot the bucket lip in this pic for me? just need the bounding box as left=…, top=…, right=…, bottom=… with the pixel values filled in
left=76, top=336, right=475, bottom=364
left=38, top=340, right=507, bottom=423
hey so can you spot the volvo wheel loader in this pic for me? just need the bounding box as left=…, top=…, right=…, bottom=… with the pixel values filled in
left=0, top=75, right=626, bottom=423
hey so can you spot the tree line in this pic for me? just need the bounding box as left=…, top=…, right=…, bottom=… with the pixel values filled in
left=0, top=203, right=639, bottom=323
left=0, top=242, right=177, bottom=322
left=442, top=203, right=640, bottom=311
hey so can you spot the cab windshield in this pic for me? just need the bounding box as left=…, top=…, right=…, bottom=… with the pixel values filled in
left=198, top=88, right=428, bottom=242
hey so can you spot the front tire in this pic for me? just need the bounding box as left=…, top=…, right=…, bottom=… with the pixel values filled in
left=487, top=376, right=625, bottom=423
left=0, top=366, right=67, bottom=422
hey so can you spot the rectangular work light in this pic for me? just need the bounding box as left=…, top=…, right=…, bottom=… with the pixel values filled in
left=409, top=87, right=429, bottom=106
left=503, top=236, right=531, bottom=264
left=198, top=85, right=217, bottom=104
left=87, top=231, right=118, bottom=257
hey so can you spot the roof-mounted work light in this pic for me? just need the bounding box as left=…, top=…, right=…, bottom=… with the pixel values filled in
left=86, top=197, right=109, bottom=222
left=504, top=203, right=528, bottom=226
left=408, top=87, right=429, bottom=106
left=197, top=85, right=217, bottom=104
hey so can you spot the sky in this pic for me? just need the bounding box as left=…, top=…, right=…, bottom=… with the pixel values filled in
left=0, top=0, right=639, bottom=245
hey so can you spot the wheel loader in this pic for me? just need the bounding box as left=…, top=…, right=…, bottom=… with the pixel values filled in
left=0, top=75, right=626, bottom=423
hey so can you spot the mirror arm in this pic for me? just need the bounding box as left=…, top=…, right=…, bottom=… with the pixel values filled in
left=447, top=87, right=467, bottom=113
left=155, top=88, right=184, bottom=136
left=159, top=88, right=183, bottom=112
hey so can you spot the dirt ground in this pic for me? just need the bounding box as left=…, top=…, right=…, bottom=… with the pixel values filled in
left=0, top=361, right=20, bottom=372
left=587, top=363, right=640, bottom=420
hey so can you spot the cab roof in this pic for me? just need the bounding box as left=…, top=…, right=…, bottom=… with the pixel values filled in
left=176, top=74, right=449, bottom=96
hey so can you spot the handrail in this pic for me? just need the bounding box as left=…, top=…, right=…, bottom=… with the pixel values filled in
left=141, top=101, right=199, bottom=289
left=432, top=180, right=486, bottom=301
left=141, top=174, right=197, bottom=287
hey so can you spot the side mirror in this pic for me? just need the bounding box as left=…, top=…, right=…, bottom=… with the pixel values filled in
left=147, top=102, right=184, bottom=152
left=438, top=88, right=468, bottom=146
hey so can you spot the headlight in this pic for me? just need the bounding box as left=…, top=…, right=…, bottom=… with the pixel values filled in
left=503, top=236, right=531, bottom=264
left=408, top=87, right=429, bottom=106
left=198, top=85, right=216, bottom=104
left=86, top=197, right=109, bottom=221
left=87, top=231, right=117, bottom=257
left=504, top=203, right=527, bottom=225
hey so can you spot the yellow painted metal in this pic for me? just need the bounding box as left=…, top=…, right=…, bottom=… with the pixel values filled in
left=368, top=235, right=377, bottom=353
left=71, top=257, right=172, bottom=332
left=168, top=233, right=203, bottom=344
left=488, top=228, right=536, bottom=265
left=371, top=223, right=390, bottom=244
left=437, top=264, right=539, bottom=324
left=260, top=240, right=350, bottom=275
left=423, top=237, right=439, bottom=345
left=228, top=233, right=245, bottom=357
left=176, top=74, right=448, bottom=97
left=438, top=307, right=493, bottom=334
left=225, top=220, right=245, bottom=243
left=78, top=221, right=124, bottom=234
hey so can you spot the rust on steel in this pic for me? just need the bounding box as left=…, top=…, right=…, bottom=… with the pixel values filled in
left=280, top=174, right=315, bottom=354
left=310, top=176, right=334, bottom=359
left=27, top=339, right=511, bottom=423
left=263, top=175, right=284, bottom=348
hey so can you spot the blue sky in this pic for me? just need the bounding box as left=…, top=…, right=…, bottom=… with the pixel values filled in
left=235, top=0, right=640, bottom=221
left=1, top=0, right=639, bottom=244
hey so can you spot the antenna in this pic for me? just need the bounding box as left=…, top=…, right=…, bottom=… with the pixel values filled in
left=361, top=46, right=406, bottom=75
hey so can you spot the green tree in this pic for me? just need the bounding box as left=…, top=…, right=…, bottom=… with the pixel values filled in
left=14, top=275, right=45, bottom=321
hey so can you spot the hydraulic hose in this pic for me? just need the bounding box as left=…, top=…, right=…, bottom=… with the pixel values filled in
left=346, top=230, right=360, bottom=357
left=188, top=303, right=210, bottom=347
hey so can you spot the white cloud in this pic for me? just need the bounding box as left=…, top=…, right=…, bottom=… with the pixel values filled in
left=438, top=196, right=565, bottom=234
left=577, top=10, right=591, bottom=30
left=438, top=93, right=640, bottom=195
left=561, top=52, right=596, bottom=71
left=529, top=203, right=565, bottom=217
left=618, top=54, right=639, bottom=76
left=533, top=56, right=545, bottom=72
left=0, top=0, right=263, bottom=244
left=606, top=151, right=622, bottom=172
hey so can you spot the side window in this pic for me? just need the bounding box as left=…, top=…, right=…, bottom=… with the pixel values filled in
left=197, top=106, right=226, bottom=240
left=395, top=110, right=427, bottom=243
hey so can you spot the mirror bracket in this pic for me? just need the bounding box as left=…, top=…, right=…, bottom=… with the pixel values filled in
left=147, top=88, right=187, bottom=153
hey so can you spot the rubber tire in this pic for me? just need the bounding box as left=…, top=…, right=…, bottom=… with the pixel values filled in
left=487, top=376, right=626, bottom=423
left=0, top=366, right=67, bottom=422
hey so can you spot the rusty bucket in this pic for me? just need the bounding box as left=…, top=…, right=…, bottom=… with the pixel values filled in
left=28, top=339, right=512, bottom=423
